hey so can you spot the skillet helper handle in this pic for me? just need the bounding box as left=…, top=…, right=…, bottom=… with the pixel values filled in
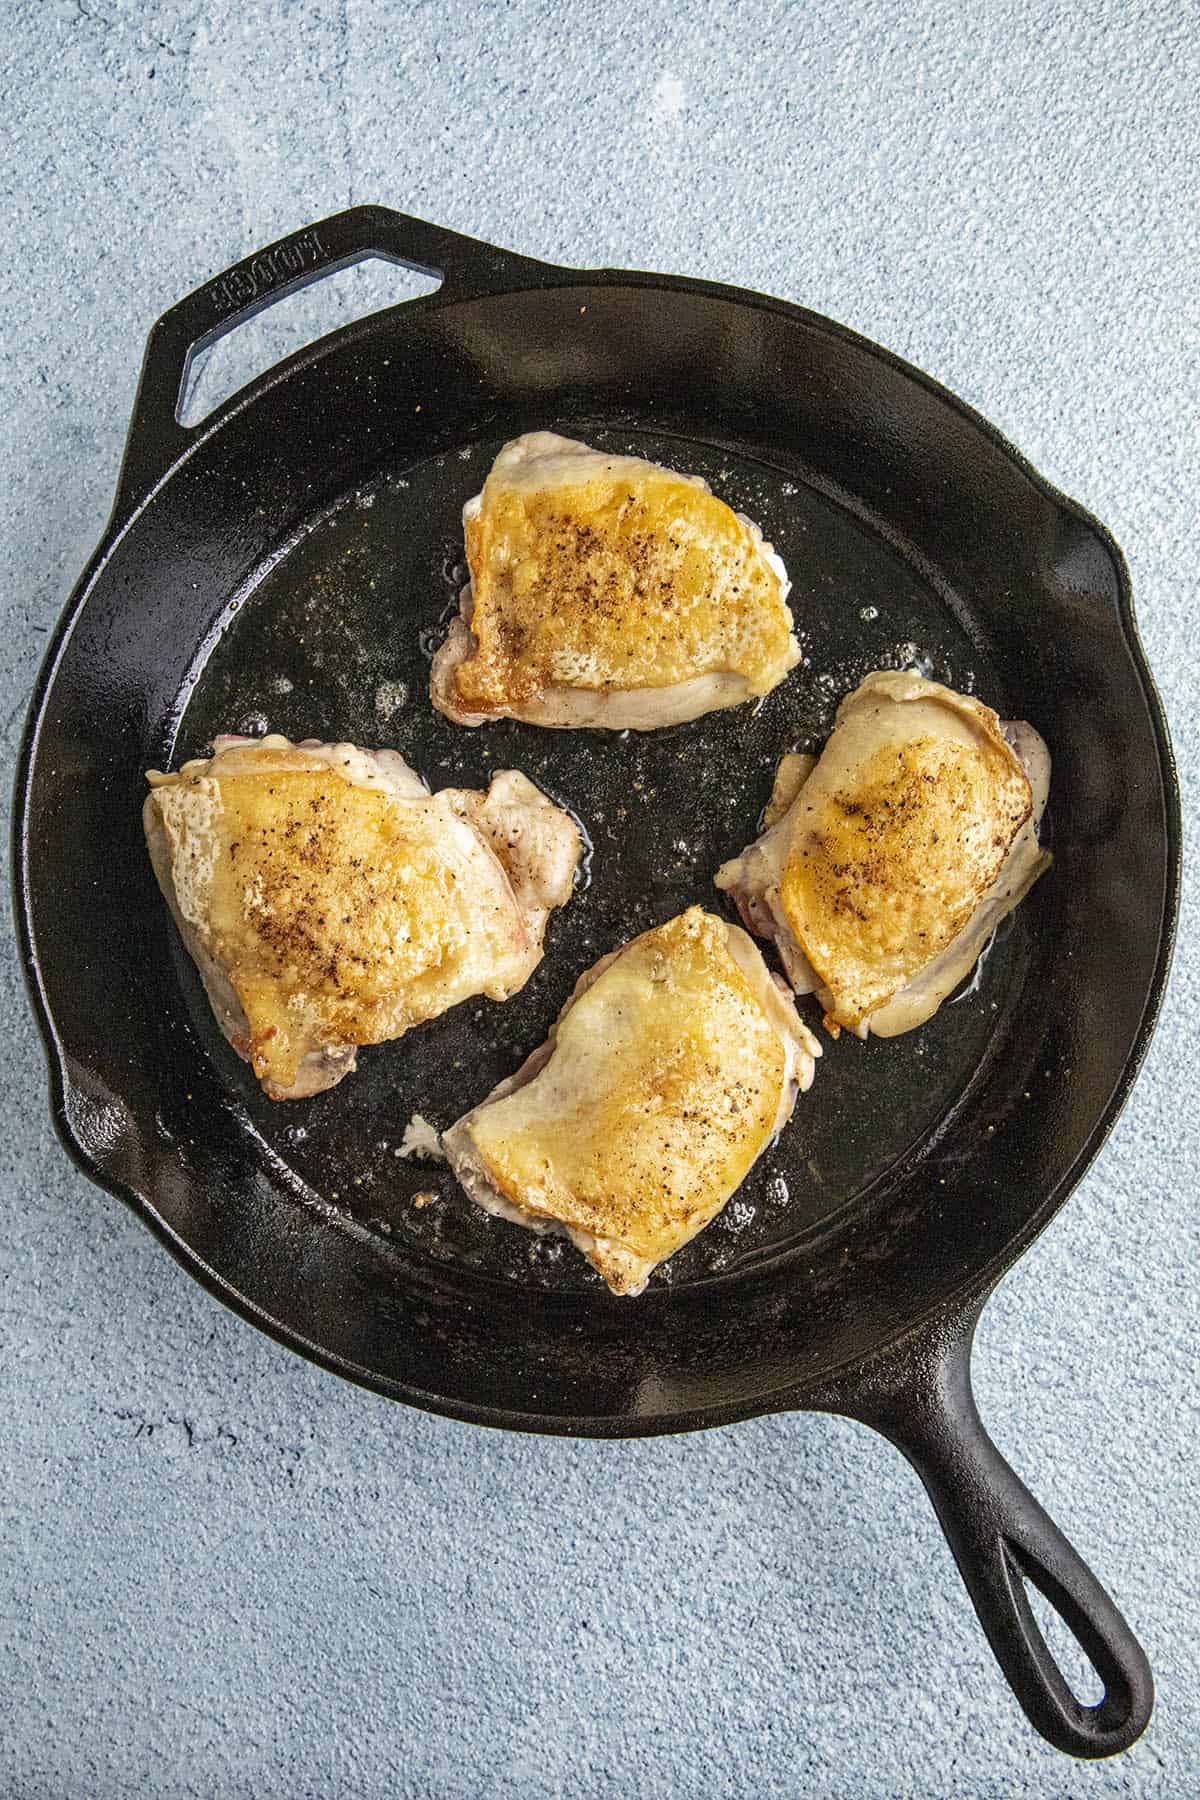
left=826, top=1301, right=1153, bottom=1758
left=114, top=205, right=538, bottom=517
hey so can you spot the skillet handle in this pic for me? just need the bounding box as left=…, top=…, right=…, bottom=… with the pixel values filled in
left=816, top=1297, right=1153, bottom=1758
left=114, top=205, right=542, bottom=516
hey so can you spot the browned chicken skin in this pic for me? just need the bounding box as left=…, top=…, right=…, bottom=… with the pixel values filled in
left=442, top=907, right=820, bottom=1294
left=144, top=735, right=581, bottom=1098
left=431, top=432, right=799, bottom=730
left=716, top=673, right=1051, bottom=1038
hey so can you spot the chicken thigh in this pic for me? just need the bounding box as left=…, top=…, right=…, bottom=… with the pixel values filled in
left=430, top=432, right=799, bottom=730
left=144, top=735, right=581, bottom=1098
left=442, top=907, right=821, bottom=1295
left=715, top=672, right=1051, bottom=1038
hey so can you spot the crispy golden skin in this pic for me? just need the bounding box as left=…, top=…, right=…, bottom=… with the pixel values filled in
left=444, top=908, right=819, bottom=1295
left=777, top=674, right=1037, bottom=1032
left=434, top=433, right=799, bottom=726
left=144, top=738, right=579, bottom=1097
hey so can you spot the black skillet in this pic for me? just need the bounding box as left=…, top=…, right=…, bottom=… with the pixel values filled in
left=14, top=207, right=1180, bottom=1758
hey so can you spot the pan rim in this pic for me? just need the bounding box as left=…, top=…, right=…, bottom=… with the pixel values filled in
left=11, top=257, right=1183, bottom=1434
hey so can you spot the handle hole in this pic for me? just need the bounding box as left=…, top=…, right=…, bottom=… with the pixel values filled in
left=1023, top=1575, right=1106, bottom=1705
left=178, top=257, right=442, bottom=427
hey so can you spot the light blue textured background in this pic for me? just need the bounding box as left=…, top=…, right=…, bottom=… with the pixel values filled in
left=3, top=3, right=1196, bottom=1795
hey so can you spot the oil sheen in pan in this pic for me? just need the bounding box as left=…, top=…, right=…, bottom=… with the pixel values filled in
left=170, top=426, right=1040, bottom=1294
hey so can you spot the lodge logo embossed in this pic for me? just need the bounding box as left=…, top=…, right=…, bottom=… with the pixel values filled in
left=209, top=229, right=326, bottom=315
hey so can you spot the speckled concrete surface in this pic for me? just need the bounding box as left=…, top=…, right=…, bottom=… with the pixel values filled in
left=3, top=3, right=1197, bottom=1795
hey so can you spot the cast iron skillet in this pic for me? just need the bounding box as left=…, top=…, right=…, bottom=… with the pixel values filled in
left=14, top=207, right=1180, bottom=1758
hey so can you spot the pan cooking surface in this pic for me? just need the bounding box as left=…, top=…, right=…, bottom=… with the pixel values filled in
left=167, top=424, right=1040, bottom=1294
left=21, top=212, right=1171, bottom=1747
